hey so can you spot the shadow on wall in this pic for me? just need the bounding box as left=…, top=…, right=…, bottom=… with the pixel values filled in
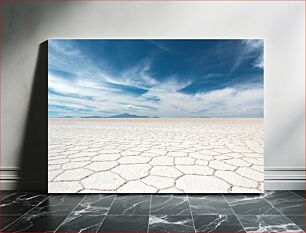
left=17, top=41, right=48, bottom=192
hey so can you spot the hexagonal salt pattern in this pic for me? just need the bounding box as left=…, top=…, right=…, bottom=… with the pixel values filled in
left=48, top=118, right=263, bottom=193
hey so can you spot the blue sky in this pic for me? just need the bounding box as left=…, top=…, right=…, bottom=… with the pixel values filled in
left=48, top=39, right=263, bottom=118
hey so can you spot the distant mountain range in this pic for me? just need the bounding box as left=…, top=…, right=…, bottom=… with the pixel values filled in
left=108, top=113, right=151, bottom=118
left=80, top=113, right=158, bottom=118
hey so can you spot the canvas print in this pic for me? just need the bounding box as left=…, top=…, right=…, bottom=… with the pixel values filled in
left=48, top=39, right=264, bottom=193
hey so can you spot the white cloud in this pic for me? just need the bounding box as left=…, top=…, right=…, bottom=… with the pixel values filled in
left=148, top=41, right=174, bottom=53
left=49, top=68, right=263, bottom=118
left=244, top=40, right=264, bottom=69
left=253, top=55, right=264, bottom=69
left=243, top=40, right=263, bottom=52
left=119, top=60, right=159, bottom=88
left=231, top=39, right=264, bottom=72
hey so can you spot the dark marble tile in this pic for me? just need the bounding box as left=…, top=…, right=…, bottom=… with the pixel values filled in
left=188, top=195, right=234, bottom=215
left=0, top=191, right=16, bottom=201
left=238, top=215, right=303, bottom=232
left=0, top=192, right=48, bottom=216
left=224, top=193, right=267, bottom=203
left=292, top=191, right=305, bottom=199
left=56, top=213, right=105, bottom=232
left=28, top=194, right=85, bottom=216
left=72, top=194, right=115, bottom=215
left=151, top=195, right=191, bottom=216
left=2, top=214, right=67, bottom=232
left=224, top=194, right=280, bottom=215
left=0, top=215, right=22, bottom=231
left=48, top=194, right=86, bottom=205
left=193, top=215, right=245, bottom=232
left=285, top=215, right=305, bottom=230
left=148, top=215, right=195, bottom=232
left=29, top=204, right=79, bottom=216
left=98, top=215, right=149, bottom=232
left=108, top=195, right=150, bottom=215
left=265, top=191, right=304, bottom=215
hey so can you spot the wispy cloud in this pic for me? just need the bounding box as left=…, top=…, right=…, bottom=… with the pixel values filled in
left=119, top=59, right=159, bottom=88
left=231, top=39, right=264, bottom=72
left=147, top=40, right=174, bottom=53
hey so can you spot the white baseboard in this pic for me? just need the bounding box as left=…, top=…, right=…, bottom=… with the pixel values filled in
left=0, top=167, right=304, bottom=191
left=0, top=167, right=20, bottom=190
left=264, top=167, right=305, bottom=190
left=264, top=180, right=305, bottom=190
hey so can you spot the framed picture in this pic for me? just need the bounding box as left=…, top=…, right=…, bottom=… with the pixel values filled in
left=48, top=39, right=264, bottom=193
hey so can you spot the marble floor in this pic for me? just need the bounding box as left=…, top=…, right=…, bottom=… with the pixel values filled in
left=49, top=118, right=263, bottom=193
left=0, top=190, right=304, bottom=232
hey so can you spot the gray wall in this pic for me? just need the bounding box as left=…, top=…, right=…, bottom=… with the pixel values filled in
left=1, top=1, right=304, bottom=190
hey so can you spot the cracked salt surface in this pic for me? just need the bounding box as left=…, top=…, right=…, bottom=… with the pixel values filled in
left=48, top=118, right=264, bottom=193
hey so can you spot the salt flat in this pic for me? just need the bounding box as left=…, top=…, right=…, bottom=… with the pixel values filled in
left=48, top=118, right=264, bottom=193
